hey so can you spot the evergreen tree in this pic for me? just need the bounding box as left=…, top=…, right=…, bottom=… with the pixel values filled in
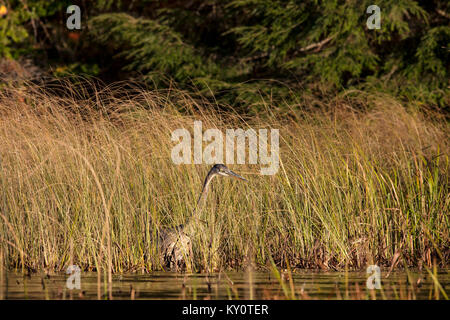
left=1, top=0, right=449, bottom=109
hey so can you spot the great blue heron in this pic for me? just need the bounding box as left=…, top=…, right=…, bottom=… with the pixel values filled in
left=159, top=164, right=247, bottom=270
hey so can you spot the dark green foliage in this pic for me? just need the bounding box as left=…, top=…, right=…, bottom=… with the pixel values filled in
left=1, top=0, right=449, bottom=110
left=0, top=0, right=71, bottom=57
left=88, top=13, right=220, bottom=84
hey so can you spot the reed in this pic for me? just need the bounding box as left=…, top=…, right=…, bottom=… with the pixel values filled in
left=0, top=80, right=448, bottom=273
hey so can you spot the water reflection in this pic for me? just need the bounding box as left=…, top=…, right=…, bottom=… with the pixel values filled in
left=0, top=270, right=448, bottom=300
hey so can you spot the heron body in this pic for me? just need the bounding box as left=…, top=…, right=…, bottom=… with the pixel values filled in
left=159, top=164, right=246, bottom=270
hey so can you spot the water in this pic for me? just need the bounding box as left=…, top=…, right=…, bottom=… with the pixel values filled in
left=0, top=270, right=448, bottom=300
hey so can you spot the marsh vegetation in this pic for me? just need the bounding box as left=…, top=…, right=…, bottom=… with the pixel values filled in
left=0, top=81, right=448, bottom=277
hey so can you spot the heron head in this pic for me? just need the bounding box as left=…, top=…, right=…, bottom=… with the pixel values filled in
left=212, top=164, right=247, bottom=181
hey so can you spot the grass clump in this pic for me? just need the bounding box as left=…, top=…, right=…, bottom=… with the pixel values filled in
left=0, top=80, right=448, bottom=273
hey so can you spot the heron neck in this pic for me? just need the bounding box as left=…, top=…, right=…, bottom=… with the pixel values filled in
left=184, top=169, right=216, bottom=230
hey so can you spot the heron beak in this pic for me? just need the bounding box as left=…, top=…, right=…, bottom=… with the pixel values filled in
left=227, top=169, right=247, bottom=181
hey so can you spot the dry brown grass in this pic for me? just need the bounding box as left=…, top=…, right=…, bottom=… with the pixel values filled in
left=0, top=80, right=448, bottom=274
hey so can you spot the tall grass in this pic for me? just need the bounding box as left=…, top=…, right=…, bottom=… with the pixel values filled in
left=0, top=80, right=448, bottom=273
